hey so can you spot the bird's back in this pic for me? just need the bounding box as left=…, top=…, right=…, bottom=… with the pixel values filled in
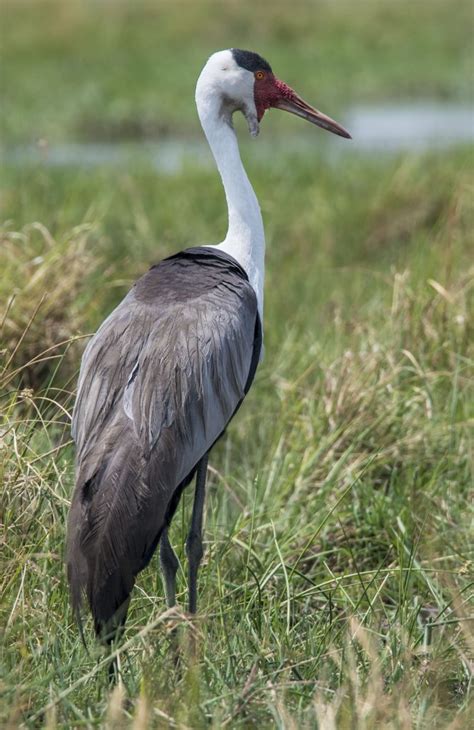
left=67, top=247, right=261, bottom=635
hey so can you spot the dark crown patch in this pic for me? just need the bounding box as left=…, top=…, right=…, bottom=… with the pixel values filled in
left=231, top=49, right=272, bottom=74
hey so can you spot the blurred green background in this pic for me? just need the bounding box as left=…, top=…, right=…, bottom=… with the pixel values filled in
left=2, top=0, right=473, bottom=143
left=1, top=1, right=473, bottom=727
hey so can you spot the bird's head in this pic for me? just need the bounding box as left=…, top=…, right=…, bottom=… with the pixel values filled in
left=196, top=48, right=351, bottom=140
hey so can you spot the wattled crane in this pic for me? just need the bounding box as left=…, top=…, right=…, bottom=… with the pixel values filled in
left=66, top=48, right=350, bottom=645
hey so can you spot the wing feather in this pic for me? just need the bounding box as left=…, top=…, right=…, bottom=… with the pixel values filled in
left=67, top=248, right=261, bottom=633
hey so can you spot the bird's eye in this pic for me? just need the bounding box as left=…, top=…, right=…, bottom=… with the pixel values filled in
left=255, top=71, right=265, bottom=80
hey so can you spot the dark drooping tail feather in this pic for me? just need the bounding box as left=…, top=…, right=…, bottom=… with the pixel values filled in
left=66, top=435, right=158, bottom=641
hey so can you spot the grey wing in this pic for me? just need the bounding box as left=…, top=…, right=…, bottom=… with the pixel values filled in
left=125, top=282, right=259, bottom=485
left=72, top=279, right=259, bottom=487
left=71, top=302, right=144, bottom=484
left=67, top=266, right=260, bottom=631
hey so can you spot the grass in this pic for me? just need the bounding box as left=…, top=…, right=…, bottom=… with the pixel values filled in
left=1, top=0, right=474, bottom=727
left=1, top=0, right=473, bottom=143
left=2, top=150, right=473, bottom=727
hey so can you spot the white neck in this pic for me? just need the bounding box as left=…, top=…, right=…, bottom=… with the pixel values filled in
left=196, top=88, right=265, bottom=319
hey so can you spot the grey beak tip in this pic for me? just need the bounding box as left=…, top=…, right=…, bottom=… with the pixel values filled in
left=337, top=127, right=352, bottom=140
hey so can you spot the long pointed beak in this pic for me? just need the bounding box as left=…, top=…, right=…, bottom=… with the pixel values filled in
left=274, top=86, right=351, bottom=139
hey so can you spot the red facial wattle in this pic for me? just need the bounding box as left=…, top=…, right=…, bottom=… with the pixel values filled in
left=253, top=73, right=283, bottom=120
left=253, top=74, right=351, bottom=139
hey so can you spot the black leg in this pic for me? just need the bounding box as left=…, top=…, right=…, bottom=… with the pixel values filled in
left=104, top=597, right=130, bottom=685
left=160, top=527, right=179, bottom=608
left=108, top=656, right=119, bottom=686
left=186, top=454, right=209, bottom=614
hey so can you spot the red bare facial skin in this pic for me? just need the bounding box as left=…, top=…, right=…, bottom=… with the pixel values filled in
left=253, top=72, right=352, bottom=139
left=254, top=74, right=289, bottom=121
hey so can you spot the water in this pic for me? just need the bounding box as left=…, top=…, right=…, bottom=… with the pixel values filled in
left=3, top=103, right=473, bottom=172
left=346, top=103, right=474, bottom=151
left=4, top=140, right=211, bottom=173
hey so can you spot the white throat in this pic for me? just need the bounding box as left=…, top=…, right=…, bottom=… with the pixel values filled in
left=195, top=52, right=265, bottom=320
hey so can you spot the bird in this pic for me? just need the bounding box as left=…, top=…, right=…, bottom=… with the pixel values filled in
left=66, top=48, right=351, bottom=647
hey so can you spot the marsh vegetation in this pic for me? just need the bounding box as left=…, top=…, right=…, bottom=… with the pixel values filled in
left=1, top=1, right=473, bottom=727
